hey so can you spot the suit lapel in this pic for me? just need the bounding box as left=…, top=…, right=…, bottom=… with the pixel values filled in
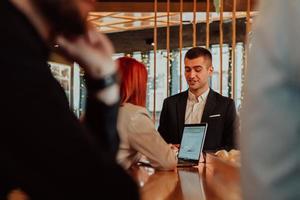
left=201, top=89, right=216, bottom=123
left=176, top=90, right=188, bottom=141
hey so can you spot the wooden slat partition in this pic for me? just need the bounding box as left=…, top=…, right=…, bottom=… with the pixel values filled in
left=245, top=0, right=251, bottom=81
left=193, top=0, right=197, bottom=47
left=231, top=0, right=237, bottom=99
left=153, top=0, right=157, bottom=121
left=219, top=0, right=224, bottom=95
left=179, top=0, right=183, bottom=92
left=206, top=0, right=210, bottom=49
left=166, top=0, right=170, bottom=97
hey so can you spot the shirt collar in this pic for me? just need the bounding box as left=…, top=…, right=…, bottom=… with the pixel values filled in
left=188, top=88, right=210, bottom=103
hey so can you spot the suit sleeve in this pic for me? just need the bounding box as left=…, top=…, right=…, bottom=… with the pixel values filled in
left=84, top=94, right=120, bottom=157
left=158, top=99, right=170, bottom=143
left=3, top=65, right=138, bottom=199
left=222, top=99, right=240, bottom=150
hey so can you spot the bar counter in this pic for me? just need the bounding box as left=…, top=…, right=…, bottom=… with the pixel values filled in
left=129, top=153, right=241, bottom=200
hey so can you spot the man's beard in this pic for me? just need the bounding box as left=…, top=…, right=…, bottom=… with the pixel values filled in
left=31, top=0, right=87, bottom=37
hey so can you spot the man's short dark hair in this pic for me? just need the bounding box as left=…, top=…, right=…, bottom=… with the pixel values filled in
left=185, top=47, right=212, bottom=62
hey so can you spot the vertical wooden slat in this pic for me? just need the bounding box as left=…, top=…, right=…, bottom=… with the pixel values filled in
left=193, top=0, right=197, bottom=47
left=179, top=0, right=183, bottom=92
left=206, top=0, right=210, bottom=49
left=153, top=0, right=157, bottom=121
left=219, top=0, right=223, bottom=95
left=166, top=0, right=170, bottom=97
left=231, top=0, right=236, bottom=99
left=245, top=0, right=251, bottom=78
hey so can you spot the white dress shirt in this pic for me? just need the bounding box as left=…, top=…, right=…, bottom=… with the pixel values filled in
left=185, top=88, right=210, bottom=124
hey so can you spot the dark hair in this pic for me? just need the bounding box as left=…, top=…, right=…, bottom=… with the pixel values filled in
left=31, top=0, right=86, bottom=36
left=185, top=47, right=212, bottom=62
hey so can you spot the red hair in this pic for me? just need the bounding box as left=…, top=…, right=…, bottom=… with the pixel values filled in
left=117, top=57, right=148, bottom=107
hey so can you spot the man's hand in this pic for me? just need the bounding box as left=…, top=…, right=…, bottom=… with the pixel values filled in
left=56, top=27, right=116, bottom=78
left=56, top=27, right=119, bottom=104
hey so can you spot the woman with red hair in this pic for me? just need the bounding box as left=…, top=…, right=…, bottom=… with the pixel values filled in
left=116, top=56, right=177, bottom=170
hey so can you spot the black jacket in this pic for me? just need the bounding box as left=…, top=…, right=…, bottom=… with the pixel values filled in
left=0, top=1, right=139, bottom=199
left=158, top=89, right=239, bottom=151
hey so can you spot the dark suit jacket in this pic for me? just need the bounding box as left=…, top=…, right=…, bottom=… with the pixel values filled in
left=0, top=1, right=138, bottom=200
left=158, top=89, right=239, bottom=151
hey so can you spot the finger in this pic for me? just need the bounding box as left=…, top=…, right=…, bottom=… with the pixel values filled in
left=87, top=27, right=100, bottom=46
left=56, top=36, right=86, bottom=58
left=56, top=36, right=77, bottom=55
left=55, top=36, right=75, bottom=59
left=97, top=32, right=115, bottom=55
left=86, top=27, right=115, bottom=55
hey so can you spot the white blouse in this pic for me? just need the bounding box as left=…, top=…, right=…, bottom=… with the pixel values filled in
left=117, top=103, right=177, bottom=170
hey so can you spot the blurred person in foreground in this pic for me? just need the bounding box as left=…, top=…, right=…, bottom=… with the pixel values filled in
left=241, top=0, right=300, bottom=199
left=0, top=0, right=139, bottom=199
left=116, top=57, right=177, bottom=170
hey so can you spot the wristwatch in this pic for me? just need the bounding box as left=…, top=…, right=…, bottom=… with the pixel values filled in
left=85, top=72, right=119, bottom=91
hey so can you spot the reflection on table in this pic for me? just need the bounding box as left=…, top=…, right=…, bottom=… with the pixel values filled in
left=129, top=153, right=241, bottom=200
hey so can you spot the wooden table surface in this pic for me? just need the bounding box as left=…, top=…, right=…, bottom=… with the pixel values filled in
left=129, top=153, right=242, bottom=200
left=8, top=153, right=241, bottom=200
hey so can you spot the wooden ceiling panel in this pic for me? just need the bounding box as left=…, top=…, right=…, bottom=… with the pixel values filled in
left=88, top=11, right=257, bottom=33
left=94, top=0, right=258, bottom=12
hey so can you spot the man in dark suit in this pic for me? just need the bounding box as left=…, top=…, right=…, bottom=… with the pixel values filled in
left=158, top=47, right=239, bottom=151
left=0, top=0, right=138, bottom=199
